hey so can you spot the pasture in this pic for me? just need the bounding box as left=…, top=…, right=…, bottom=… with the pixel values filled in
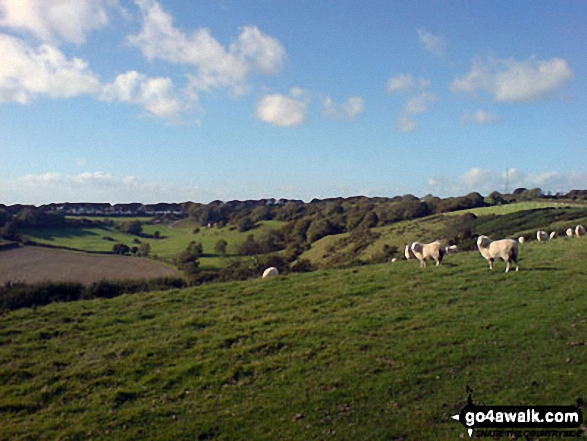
left=0, top=247, right=180, bottom=285
left=1, top=237, right=587, bottom=439
left=303, top=206, right=587, bottom=268
left=19, top=219, right=286, bottom=269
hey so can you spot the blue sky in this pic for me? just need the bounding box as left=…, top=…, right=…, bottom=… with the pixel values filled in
left=0, top=0, right=585, bottom=204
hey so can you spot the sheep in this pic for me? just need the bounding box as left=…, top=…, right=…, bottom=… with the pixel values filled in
left=549, top=231, right=556, bottom=240
left=536, top=230, right=548, bottom=242
left=566, top=228, right=574, bottom=237
left=391, top=257, right=398, bottom=263
left=445, top=245, right=459, bottom=254
left=262, top=267, right=279, bottom=279
left=518, top=236, right=525, bottom=243
left=404, top=244, right=416, bottom=260
left=476, top=235, right=519, bottom=273
left=410, top=240, right=445, bottom=268
left=576, top=225, right=585, bottom=237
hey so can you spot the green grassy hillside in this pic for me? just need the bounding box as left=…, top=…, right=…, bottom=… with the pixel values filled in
left=19, top=219, right=285, bottom=269
left=2, top=237, right=587, bottom=440
left=303, top=206, right=587, bottom=268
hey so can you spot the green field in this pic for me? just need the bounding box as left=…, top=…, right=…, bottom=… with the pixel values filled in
left=443, top=200, right=585, bottom=217
left=2, top=237, right=587, bottom=439
left=19, top=219, right=286, bottom=269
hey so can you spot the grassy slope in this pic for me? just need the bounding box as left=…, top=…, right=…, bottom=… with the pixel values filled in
left=2, top=237, right=587, bottom=440
left=20, top=220, right=285, bottom=269
left=303, top=205, right=587, bottom=267
left=443, top=201, right=585, bottom=217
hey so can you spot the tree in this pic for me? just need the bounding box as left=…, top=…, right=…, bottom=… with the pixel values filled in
left=214, top=239, right=228, bottom=255
left=237, top=217, right=256, bottom=232
left=122, top=220, right=142, bottom=236
left=238, top=235, right=261, bottom=255
left=138, top=242, right=151, bottom=257
left=112, top=243, right=130, bottom=255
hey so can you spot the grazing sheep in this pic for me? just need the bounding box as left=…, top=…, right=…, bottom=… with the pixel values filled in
left=566, top=228, right=574, bottom=237
left=404, top=244, right=416, bottom=260
left=549, top=231, right=556, bottom=240
left=445, top=245, right=459, bottom=254
left=391, top=257, right=398, bottom=263
left=518, top=236, right=525, bottom=244
left=476, top=235, right=519, bottom=273
left=410, top=240, right=445, bottom=268
left=536, top=230, right=548, bottom=242
left=262, top=267, right=279, bottom=279
left=576, top=225, right=585, bottom=237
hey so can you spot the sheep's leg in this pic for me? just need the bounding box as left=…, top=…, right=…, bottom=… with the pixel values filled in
left=435, top=259, right=440, bottom=267
left=488, top=259, right=494, bottom=270
left=505, top=260, right=510, bottom=273
left=420, top=259, right=426, bottom=268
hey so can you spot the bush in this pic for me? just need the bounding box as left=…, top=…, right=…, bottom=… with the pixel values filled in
left=291, top=258, right=315, bottom=273
left=0, top=277, right=187, bottom=312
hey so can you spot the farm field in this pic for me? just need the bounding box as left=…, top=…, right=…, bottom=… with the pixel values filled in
left=0, top=247, right=180, bottom=285
left=19, top=220, right=286, bottom=268
left=1, top=237, right=587, bottom=439
left=442, top=200, right=586, bottom=217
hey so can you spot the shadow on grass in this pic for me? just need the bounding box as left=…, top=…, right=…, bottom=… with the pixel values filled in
left=21, top=227, right=101, bottom=241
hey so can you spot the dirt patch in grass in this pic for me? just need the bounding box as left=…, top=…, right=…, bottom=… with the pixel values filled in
left=0, top=246, right=180, bottom=285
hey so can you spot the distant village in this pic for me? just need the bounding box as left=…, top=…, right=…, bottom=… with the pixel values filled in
left=41, top=202, right=187, bottom=217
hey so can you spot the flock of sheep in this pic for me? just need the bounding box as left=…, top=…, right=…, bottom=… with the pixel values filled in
left=260, top=224, right=586, bottom=278
left=401, top=223, right=585, bottom=273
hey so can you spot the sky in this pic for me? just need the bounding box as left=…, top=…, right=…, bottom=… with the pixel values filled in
left=0, top=0, right=586, bottom=205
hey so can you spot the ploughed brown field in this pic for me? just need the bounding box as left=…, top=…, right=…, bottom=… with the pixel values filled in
left=0, top=246, right=181, bottom=285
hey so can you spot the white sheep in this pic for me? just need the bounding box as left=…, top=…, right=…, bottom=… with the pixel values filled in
left=549, top=231, right=556, bottom=240
left=445, top=245, right=459, bottom=254
left=391, top=257, right=398, bottom=263
left=536, top=230, right=548, bottom=242
left=404, top=244, right=416, bottom=260
left=576, top=225, right=585, bottom=237
left=411, top=240, right=445, bottom=268
left=477, top=235, right=519, bottom=273
left=262, top=267, right=279, bottom=279
left=566, top=228, right=574, bottom=237
left=518, top=236, right=525, bottom=243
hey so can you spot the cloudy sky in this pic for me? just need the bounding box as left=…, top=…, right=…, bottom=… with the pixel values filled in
left=1, top=0, right=585, bottom=204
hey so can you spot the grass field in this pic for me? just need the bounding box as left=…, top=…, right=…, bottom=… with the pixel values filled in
left=19, top=220, right=286, bottom=269
left=443, top=200, right=585, bottom=217
left=1, top=237, right=587, bottom=439
left=0, top=247, right=180, bottom=285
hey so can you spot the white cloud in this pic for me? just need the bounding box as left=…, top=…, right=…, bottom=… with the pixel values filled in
left=459, top=109, right=500, bottom=126
left=451, top=56, right=573, bottom=102
left=0, top=34, right=183, bottom=120
left=101, top=71, right=183, bottom=119
left=387, top=73, right=436, bottom=132
left=426, top=167, right=587, bottom=197
left=322, top=96, right=364, bottom=121
left=0, top=171, right=211, bottom=205
left=417, top=28, right=445, bottom=58
left=256, top=92, right=307, bottom=127
left=396, top=114, right=417, bottom=132
left=386, top=74, right=429, bottom=93
left=128, top=0, right=285, bottom=95
left=405, top=91, right=437, bottom=114
left=0, top=0, right=112, bottom=44
left=0, top=34, right=102, bottom=103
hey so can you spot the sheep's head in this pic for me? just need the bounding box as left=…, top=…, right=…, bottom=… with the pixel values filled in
left=477, top=235, right=490, bottom=248
left=411, top=242, right=423, bottom=254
